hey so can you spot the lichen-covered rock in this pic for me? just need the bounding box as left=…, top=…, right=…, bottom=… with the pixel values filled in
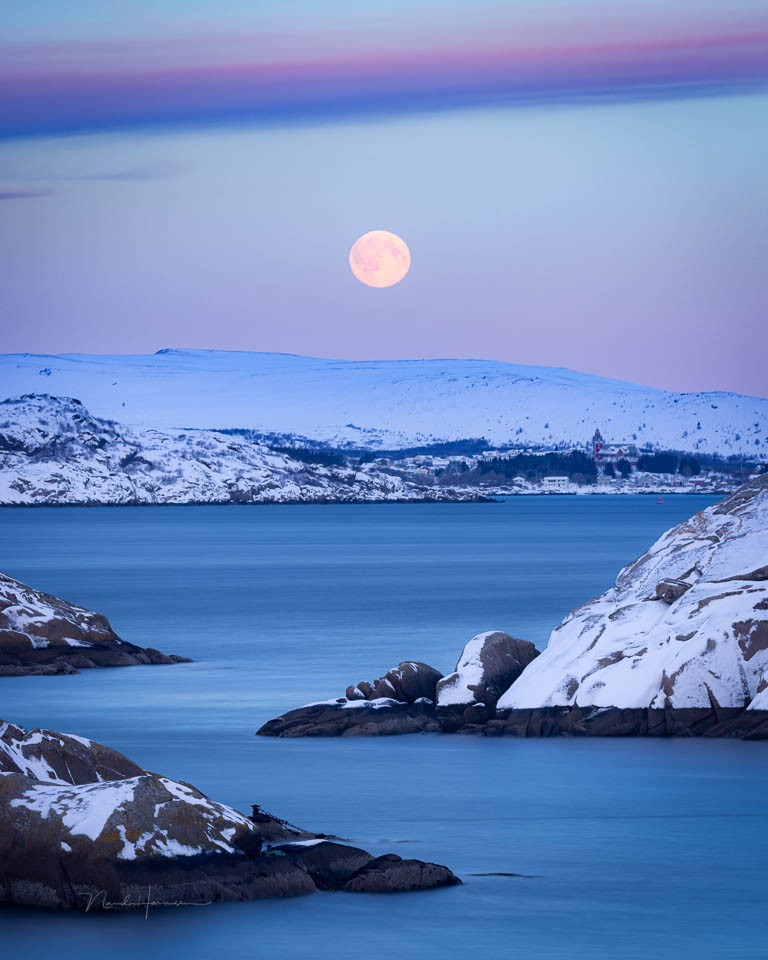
left=436, top=632, right=539, bottom=709
left=0, top=571, right=190, bottom=676
left=498, top=474, right=768, bottom=712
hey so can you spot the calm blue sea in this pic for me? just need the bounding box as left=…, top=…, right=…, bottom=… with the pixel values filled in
left=2, top=496, right=767, bottom=960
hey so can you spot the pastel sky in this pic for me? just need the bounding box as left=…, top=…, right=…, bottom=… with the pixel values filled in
left=1, top=1, right=767, bottom=397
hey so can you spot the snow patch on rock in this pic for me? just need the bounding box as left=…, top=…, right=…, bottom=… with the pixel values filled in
left=436, top=632, right=496, bottom=706
left=10, top=778, right=139, bottom=840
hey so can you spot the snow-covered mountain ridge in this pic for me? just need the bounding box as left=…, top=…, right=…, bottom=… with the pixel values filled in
left=2, top=349, right=766, bottom=455
left=0, top=395, right=469, bottom=505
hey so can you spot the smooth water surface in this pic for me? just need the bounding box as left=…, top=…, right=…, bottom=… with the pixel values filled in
left=2, top=496, right=767, bottom=959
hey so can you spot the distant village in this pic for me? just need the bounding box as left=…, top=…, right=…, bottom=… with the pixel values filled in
left=363, top=427, right=766, bottom=496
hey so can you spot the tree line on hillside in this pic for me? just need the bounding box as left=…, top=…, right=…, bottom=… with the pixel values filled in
left=635, top=453, right=700, bottom=475
left=634, top=452, right=767, bottom=478
left=440, top=451, right=598, bottom=485
left=216, top=427, right=767, bottom=482
left=270, top=446, right=345, bottom=466
left=357, top=438, right=490, bottom=461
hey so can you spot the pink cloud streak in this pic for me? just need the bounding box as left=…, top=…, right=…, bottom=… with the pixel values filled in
left=2, top=26, right=767, bottom=137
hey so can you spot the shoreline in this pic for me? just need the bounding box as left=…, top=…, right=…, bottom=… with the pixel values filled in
left=0, top=497, right=495, bottom=509
left=0, top=490, right=726, bottom=508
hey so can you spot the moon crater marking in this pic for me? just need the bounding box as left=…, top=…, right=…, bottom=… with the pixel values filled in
left=349, top=230, right=410, bottom=288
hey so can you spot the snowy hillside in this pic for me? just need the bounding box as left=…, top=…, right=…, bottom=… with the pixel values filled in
left=1, top=350, right=766, bottom=455
left=498, top=473, right=768, bottom=711
left=0, top=395, right=469, bottom=505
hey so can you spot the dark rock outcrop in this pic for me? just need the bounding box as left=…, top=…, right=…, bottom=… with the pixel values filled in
left=654, top=578, right=692, bottom=603
left=257, top=639, right=541, bottom=738
left=259, top=697, right=768, bottom=741
left=0, top=571, right=190, bottom=676
left=346, top=660, right=443, bottom=704
left=493, top=706, right=768, bottom=739
left=274, top=841, right=374, bottom=888
left=274, top=841, right=459, bottom=893
left=0, top=721, right=459, bottom=909
left=258, top=698, right=440, bottom=738
left=341, top=854, right=460, bottom=893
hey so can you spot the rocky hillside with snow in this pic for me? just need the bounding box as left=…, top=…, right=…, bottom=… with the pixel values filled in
left=0, top=395, right=471, bottom=505
left=2, top=349, right=766, bottom=455
left=261, top=476, right=768, bottom=738
left=0, top=570, right=189, bottom=675
left=0, top=721, right=459, bottom=908
left=499, top=473, right=768, bottom=714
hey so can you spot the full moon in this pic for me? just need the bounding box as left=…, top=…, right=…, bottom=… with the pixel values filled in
left=349, top=230, right=411, bottom=288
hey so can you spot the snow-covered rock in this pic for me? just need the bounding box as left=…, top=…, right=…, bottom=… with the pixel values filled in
left=436, top=631, right=539, bottom=710
left=0, top=721, right=459, bottom=908
left=0, top=720, right=312, bottom=908
left=0, top=570, right=189, bottom=675
left=0, top=721, right=143, bottom=783
left=498, top=474, right=768, bottom=711
left=1, top=349, right=766, bottom=455
left=258, top=638, right=541, bottom=737
left=261, top=659, right=445, bottom=736
left=0, top=394, right=474, bottom=505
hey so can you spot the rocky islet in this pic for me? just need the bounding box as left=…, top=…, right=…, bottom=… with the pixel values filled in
left=0, top=721, right=459, bottom=909
left=0, top=570, right=190, bottom=676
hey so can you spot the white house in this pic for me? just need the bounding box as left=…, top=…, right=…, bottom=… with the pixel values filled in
left=542, top=476, right=569, bottom=491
